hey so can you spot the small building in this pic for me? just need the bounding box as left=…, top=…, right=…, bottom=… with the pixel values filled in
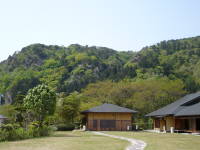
left=146, top=92, right=200, bottom=133
left=82, top=103, right=137, bottom=131
left=0, top=115, right=7, bottom=125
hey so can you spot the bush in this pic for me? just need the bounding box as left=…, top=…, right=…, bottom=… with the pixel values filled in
left=56, top=123, right=75, bottom=131
left=15, top=128, right=30, bottom=140
left=0, top=124, right=25, bottom=141
left=28, top=123, right=53, bottom=137
left=38, top=125, right=53, bottom=136
left=1, top=124, right=20, bottom=131
left=133, top=118, right=154, bottom=130
left=0, top=129, right=8, bottom=141
left=0, top=123, right=53, bottom=142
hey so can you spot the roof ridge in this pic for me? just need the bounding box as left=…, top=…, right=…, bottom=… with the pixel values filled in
left=82, top=103, right=137, bottom=113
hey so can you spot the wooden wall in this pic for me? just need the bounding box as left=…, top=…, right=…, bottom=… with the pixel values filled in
left=153, top=116, right=175, bottom=132
left=165, top=116, right=175, bottom=131
left=153, top=119, right=160, bottom=131
left=87, top=112, right=132, bottom=120
left=86, top=112, right=132, bottom=131
left=153, top=116, right=200, bottom=133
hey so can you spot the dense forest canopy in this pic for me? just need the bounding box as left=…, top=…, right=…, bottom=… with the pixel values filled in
left=0, top=36, right=200, bottom=124
left=0, top=44, right=136, bottom=103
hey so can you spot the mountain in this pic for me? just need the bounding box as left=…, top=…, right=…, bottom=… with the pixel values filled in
left=0, top=44, right=135, bottom=103
left=1, top=36, right=200, bottom=104
left=128, top=36, right=200, bottom=92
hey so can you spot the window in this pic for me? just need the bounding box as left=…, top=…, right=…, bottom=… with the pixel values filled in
left=100, top=120, right=116, bottom=128
left=183, top=119, right=189, bottom=130
left=155, top=119, right=160, bottom=128
left=93, top=120, right=97, bottom=128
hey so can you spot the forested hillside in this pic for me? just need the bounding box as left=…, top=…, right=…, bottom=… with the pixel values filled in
left=1, top=36, right=200, bottom=123
left=0, top=44, right=135, bottom=103
left=128, top=36, right=200, bottom=92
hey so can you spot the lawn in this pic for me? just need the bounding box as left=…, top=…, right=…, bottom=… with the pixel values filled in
left=0, top=131, right=128, bottom=150
left=104, top=131, right=200, bottom=150
left=1, top=131, right=199, bottom=150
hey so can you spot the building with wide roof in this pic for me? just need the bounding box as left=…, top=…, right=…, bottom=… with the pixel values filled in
left=146, top=92, right=200, bottom=133
left=82, top=103, right=137, bottom=131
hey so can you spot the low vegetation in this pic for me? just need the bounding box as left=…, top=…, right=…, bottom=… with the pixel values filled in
left=0, top=123, right=52, bottom=142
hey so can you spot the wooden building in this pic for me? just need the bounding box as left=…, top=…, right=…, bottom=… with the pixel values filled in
left=146, top=92, right=200, bottom=133
left=82, top=103, right=137, bottom=131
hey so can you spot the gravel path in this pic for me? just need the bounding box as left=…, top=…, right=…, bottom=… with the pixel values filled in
left=92, top=132, right=147, bottom=150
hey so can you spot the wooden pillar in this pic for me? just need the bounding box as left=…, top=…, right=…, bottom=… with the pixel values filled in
left=187, top=118, right=196, bottom=132
left=121, top=120, right=122, bottom=131
left=90, top=120, right=93, bottom=130
left=175, top=118, right=177, bottom=130
left=192, top=119, right=196, bottom=132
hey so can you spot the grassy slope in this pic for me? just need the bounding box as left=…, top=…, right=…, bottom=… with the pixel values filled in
left=0, top=131, right=128, bottom=150
left=104, top=131, right=200, bottom=150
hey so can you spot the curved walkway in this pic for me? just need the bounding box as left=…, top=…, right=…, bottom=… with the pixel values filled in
left=92, top=132, right=147, bottom=150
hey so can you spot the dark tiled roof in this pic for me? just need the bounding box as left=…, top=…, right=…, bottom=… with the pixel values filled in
left=175, top=102, right=200, bottom=116
left=82, top=103, right=137, bottom=113
left=146, top=91, right=200, bottom=117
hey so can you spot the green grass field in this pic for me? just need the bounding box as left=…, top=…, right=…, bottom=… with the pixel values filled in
left=0, top=131, right=128, bottom=150
left=104, top=131, right=200, bottom=150
left=0, top=131, right=200, bottom=150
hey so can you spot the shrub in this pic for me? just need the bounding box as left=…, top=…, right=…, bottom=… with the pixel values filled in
left=1, top=124, right=20, bottom=131
left=0, top=129, right=8, bottom=141
left=38, top=125, right=53, bottom=136
left=28, top=123, right=53, bottom=137
left=28, top=122, right=40, bottom=137
left=0, top=123, right=53, bottom=142
left=15, top=127, right=30, bottom=140
left=56, top=123, right=75, bottom=131
left=0, top=124, right=23, bottom=141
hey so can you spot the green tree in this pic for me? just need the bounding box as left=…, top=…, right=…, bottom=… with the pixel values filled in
left=0, top=105, right=17, bottom=123
left=60, top=91, right=81, bottom=123
left=81, top=78, right=186, bottom=116
left=23, top=84, right=56, bottom=125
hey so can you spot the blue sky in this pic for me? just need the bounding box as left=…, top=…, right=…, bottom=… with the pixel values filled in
left=0, top=0, right=200, bottom=61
